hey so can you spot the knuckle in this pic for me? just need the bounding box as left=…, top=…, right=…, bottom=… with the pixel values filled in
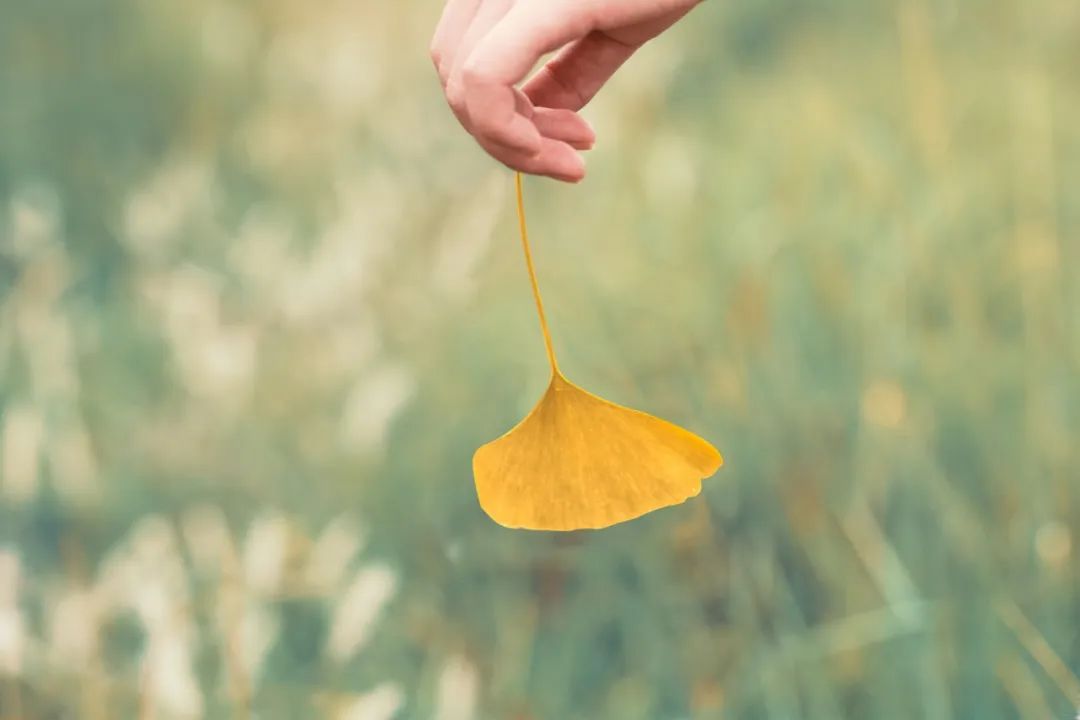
left=445, top=80, right=466, bottom=113
left=460, top=59, right=493, bottom=88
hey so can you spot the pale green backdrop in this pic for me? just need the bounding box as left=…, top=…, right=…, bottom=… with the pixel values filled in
left=0, top=0, right=1078, bottom=718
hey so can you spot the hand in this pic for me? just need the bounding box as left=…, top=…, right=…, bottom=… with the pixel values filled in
left=431, top=0, right=702, bottom=182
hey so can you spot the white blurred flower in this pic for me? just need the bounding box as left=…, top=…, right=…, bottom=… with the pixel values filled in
left=262, top=9, right=385, bottom=124
left=47, top=586, right=101, bottom=670
left=131, top=578, right=176, bottom=633
left=240, top=603, right=278, bottom=687
left=321, top=322, right=382, bottom=382
left=242, top=512, right=291, bottom=596
left=123, top=158, right=213, bottom=261
left=435, top=655, right=479, bottom=720
left=229, top=205, right=296, bottom=300
left=144, top=631, right=204, bottom=719
left=96, top=515, right=194, bottom=637
left=1, top=404, right=43, bottom=504
left=97, top=518, right=204, bottom=719
left=337, top=683, right=404, bottom=720
left=340, top=363, right=415, bottom=455
left=216, top=593, right=279, bottom=697
left=184, top=324, right=258, bottom=402
left=48, top=422, right=100, bottom=507
left=6, top=182, right=61, bottom=258
left=130, top=515, right=185, bottom=567
left=150, top=265, right=258, bottom=406
left=280, top=175, right=399, bottom=324
left=153, top=265, right=220, bottom=336
left=0, top=550, right=25, bottom=676
left=305, top=515, right=365, bottom=595
left=0, top=552, right=19, bottom=608
left=12, top=249, right=78, bottom=402
left=326, top=564, right=397, bottom=662
left=181, top=503, right=237, bottom=577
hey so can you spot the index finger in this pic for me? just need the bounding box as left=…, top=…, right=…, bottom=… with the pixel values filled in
left=430, top=0, right=481, bottom=83
left=459, top=1, right=593, bottom=152
left=462, top=0, right=592, bottom=88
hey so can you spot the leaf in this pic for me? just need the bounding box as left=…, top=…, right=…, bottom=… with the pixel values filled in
left=474, top=372, right=722, bottom=531
left=472, top=174, right=722, bottom=531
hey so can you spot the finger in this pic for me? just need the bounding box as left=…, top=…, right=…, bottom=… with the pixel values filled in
left=430, top=0, right=482, bottom=86
left=446, top=0, right=515, bottom=129
left=449, top=0, right=513, bottom=78
left=511, top=86, right=534, bottom=119
left=533, top=108, right=595, bottom=149
left=459, top=1, right=591, bottom=153
left=522, top=33, right=637, bottom=111
left=478, top=136, right=586, bottom=183
left=506, top=89, right=593, bottom=152
left=463, top=0, right=593, bottom=89
left=590, top=0, right=701, bottom=38
left=462, top=79, right=543, bottom=153
left=522, top=2, right=699, bottom=109
left=464, top=0, right=697, bottom=88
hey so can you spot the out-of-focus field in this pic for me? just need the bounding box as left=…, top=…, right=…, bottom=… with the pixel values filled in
left=1, top=0, right=1078, bottom=717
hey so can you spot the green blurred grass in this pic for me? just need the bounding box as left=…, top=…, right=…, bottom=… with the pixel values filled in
left=1, top=0, right=1078, bottom=718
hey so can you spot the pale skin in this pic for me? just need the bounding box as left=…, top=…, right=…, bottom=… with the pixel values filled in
left=431, top=0, right=704, bottom=182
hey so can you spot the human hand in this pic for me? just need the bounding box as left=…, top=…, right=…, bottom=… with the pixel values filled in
left=431, top=0, right=702, bottom=182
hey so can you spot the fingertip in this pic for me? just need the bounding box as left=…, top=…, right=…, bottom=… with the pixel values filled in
left=568, top=122, right=595, bottom=151
left=503, top=119, right=546, bottom=156
left=530, top=137, right=586, bottom=183
left=478, top=136, right=585, bottom=184
left=566, top=113, right=595, bottom=146
left=572, top=134, right=595, bottom=152
left=547, top=151, right=586, bottom=183
left=513, top=127, right=544, bottom=157
left=571, top=154, right=586, bottom=181
left=580, top=118, right=597, bottom=146
left=567, top=164, right=587, bottom=184
left=532, top=108, right=596, bottom=151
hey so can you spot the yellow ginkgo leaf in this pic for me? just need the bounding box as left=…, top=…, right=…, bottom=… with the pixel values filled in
left=475, top=372, right=722, bottom=531
left=473, top=173, right=722, bottom=531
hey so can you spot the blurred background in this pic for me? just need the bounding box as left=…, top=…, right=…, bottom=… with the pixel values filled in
left=1, top=0, right=1078, bottom=717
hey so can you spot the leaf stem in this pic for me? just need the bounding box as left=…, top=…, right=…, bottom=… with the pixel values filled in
left=515, top=172, right=559, bottom=375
